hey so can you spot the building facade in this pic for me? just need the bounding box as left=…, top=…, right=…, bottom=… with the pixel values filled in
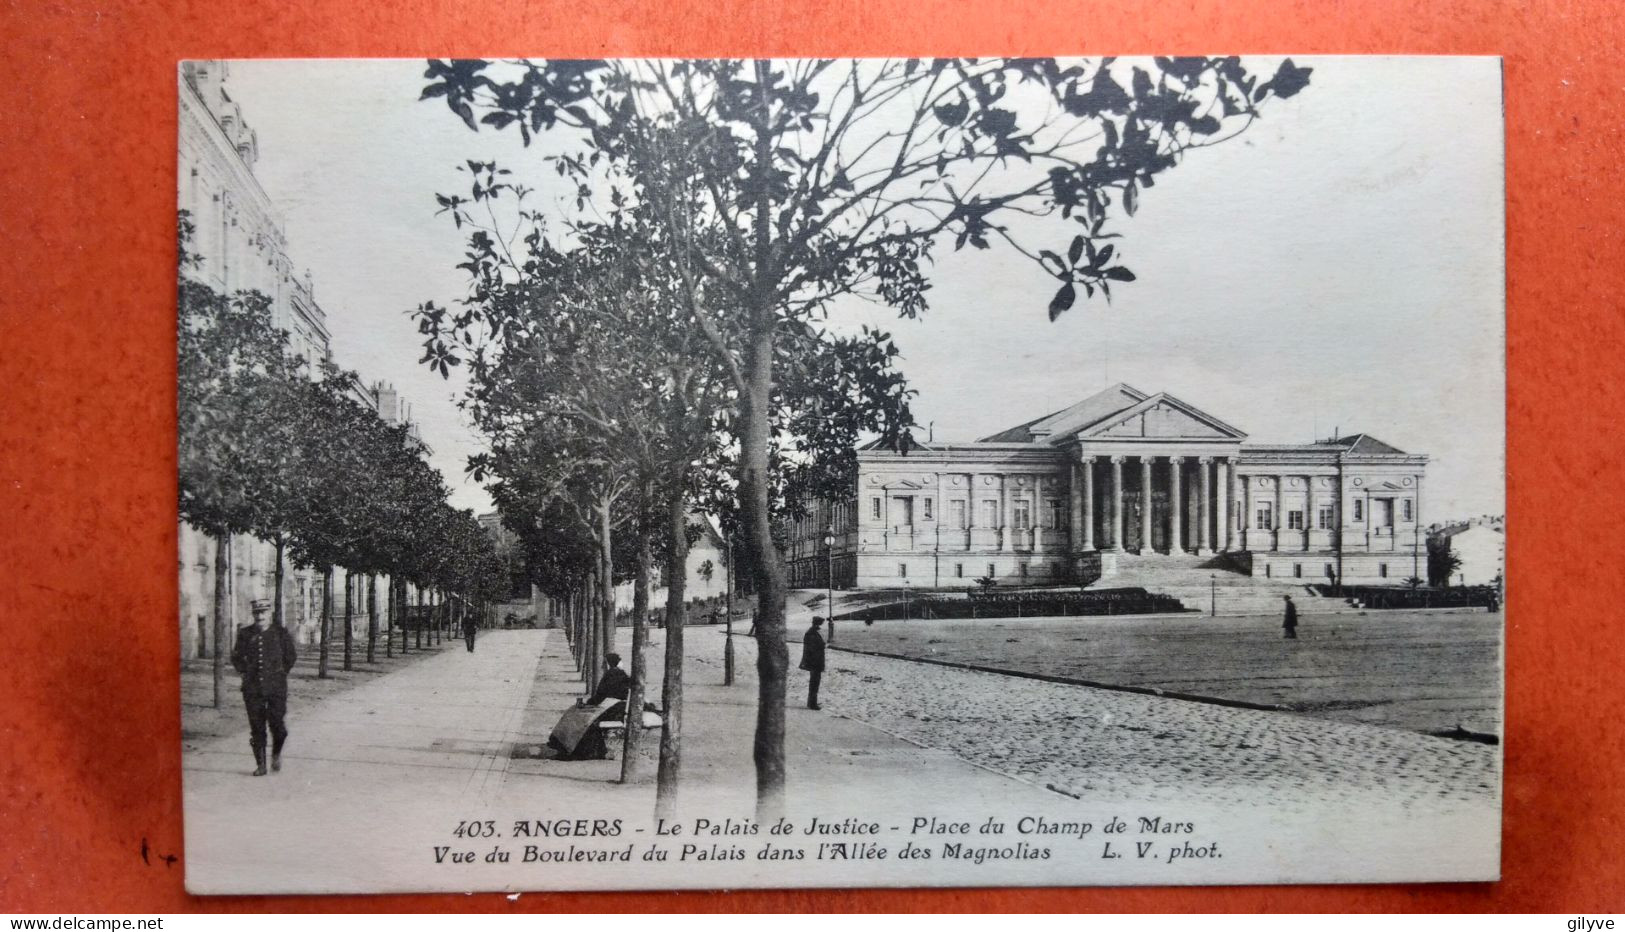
left=177, top=62, right=418, bottom=657
left=790, top=383, right=1429, bottom=590
left=1430, top=520, right=1505, bottom=587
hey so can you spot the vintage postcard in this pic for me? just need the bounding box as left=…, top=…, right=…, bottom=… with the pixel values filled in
left=176, top=56, right=1505, bottom=893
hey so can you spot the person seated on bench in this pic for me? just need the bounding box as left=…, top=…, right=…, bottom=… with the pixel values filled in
left=546, top=653, right=635, bottom=762
left=586, top=653, right=631, bottom=709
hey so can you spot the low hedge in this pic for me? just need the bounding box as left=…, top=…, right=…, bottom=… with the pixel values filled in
left=832, top=587, right=1189, bottom=621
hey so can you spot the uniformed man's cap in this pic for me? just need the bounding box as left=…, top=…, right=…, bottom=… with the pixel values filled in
left=250, top=599, right=272, bottom=613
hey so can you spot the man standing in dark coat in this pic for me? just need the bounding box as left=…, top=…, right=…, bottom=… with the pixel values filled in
left=462, top=612, right=478, bottom=652
left=1282, top=594, right=1299, bottom=640
left=800, top=617, right=827, bottom=710
left=231, top=598, right=298, bottom=776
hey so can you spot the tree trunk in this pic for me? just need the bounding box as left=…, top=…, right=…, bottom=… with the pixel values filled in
left=724, top=535, right=735, bottom=686
left=598, top=493, right=616, bottom=664
left=273, top=536, right=286, bottom=631
left=343, top=569, right=354, bottom=671
left=586, top=569, right=601, bottom=691
left=745, top=60, right=788, bottom=818
left=391, top=578, right=401, bottom=655
left=211, top=528, right=229, bottom=709
left=367, top=575, right=378, bottom=664
left=657, top=485, right=689, bottom=819
left=621, top=500, right=653, bottom=784
left=415, top=585, right=424, bottom=650
left=318, top=565, right=333, bottom=679
left=743, top=325, right=788, bottom=818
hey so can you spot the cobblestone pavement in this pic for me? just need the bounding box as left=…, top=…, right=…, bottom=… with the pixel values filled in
left=829, top=611, right=1503, bottom=735
left=721, top=625, right=1499, bottom=816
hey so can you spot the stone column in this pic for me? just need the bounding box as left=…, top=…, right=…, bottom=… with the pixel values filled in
left=1033, top=478, right=1045, bottom=554
left=1110, top=456, right=1125, bottom=553
left=1305, top=480, right=1317, bottom=553
left=1274, top=475, right=1286, bottom=551
left=1068, top=462, right=1084, bottom=553
left=967, top=476, right=977, bottom=535
left=1138, top=456, right=1153, bottom=553
left=1168, top=456, right=1185, bottom=554
left=1197, top=457, right=1213, bottom=555
left=1000, top=475, right=1012, bottom=552
left=1081, top=457, right=1096, bottom=551
left=1217, top=458, right=1232, bottom=552
left=1242, top=475, right=1253, bottom=551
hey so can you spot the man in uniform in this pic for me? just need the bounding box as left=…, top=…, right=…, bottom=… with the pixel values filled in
left=231, top=598, right=298, bottom=776
left=799, top=617, right=826, bottom=710
left=1282, top=594, right=1299, bottom=640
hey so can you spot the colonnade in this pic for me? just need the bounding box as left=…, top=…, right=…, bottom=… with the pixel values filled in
left=1067, top=454, right=1237, bottom=555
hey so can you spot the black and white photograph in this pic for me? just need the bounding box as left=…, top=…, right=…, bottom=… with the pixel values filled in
left=175, top=56, right=1505, bottom=893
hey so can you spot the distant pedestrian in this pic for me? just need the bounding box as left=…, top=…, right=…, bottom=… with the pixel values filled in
left=800, top=617, right=826, bottom=710
left=231, top=599, right=297, bottom=776
left=463, top=613, right=478, bottom=652
left=1282, top=594, right=1299, bottom=640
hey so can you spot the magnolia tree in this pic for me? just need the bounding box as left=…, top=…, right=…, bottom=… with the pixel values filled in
left=420, top=56, right=1311, bottom=813
left=179, top=215, right=304, bottom=706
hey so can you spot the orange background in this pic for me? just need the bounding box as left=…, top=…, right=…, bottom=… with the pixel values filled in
left=2, top=0, right=1621, bottom=913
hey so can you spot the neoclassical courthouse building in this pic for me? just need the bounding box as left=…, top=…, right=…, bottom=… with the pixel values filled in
left=789, top=384, right=1429, bottom=590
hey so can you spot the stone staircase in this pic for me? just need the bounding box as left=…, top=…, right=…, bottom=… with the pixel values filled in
left=1092, top=552, right=1356, bottom=615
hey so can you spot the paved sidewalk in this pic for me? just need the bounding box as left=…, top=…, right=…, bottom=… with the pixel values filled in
left=184, top=629, right=546, bottom=891
left=184, top=625, right=1498, bottom=893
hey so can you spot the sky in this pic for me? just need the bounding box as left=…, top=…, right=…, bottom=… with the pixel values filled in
left=221, top=56, right=1505, bottom=521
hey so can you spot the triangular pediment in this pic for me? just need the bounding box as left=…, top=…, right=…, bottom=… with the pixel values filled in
left=1068, top=393, right=1247, bottom=442
left=881, top=479, right=926, bottom=491
left=981, top=383, right=1147, bottom=443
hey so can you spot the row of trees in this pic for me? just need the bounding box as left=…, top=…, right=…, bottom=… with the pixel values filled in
left=411, top=56, right=1311, bottom=816
left=178, top=213, right=507, bottom=709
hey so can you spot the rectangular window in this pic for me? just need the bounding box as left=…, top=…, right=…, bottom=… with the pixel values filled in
left=871, top=498, right=882, bottom=521
left=1293, top=563, right=1302, bottom=578
left=1377, top=498, right=1394, bottom=528
left=1287, top=510, right=1305, bottom=530
left=1402, top=498, right=1413, bottom=522
left=1318, top=505, right=1334, bottom=530
left=1353, top=499, right=1364, bottom=522
left=1256, top=503, right=1274, bottom=530
left=923, top=498, right=934, bottom=521
left=1379, top=563, right=1389, bottom=578
left=1049, top=499, right=1064, bottom=529
left=987, top=563, right=996, bottom=579
left=982, top=500, right=999, bottom=528
left=950, top=499, right=966, bottom=529
left=1013, top=500, right=1031, bottom=529
left=954, top=563, right=964, bottom=578
left=1019, top=563, right=1029, bottom=578
left=898, top=563, right=908, bottom=578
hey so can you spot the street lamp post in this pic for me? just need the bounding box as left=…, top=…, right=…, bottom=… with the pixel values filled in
left=903, top=579, right=911, bottom=622
left=1210, top=573, right=1217, bottom=617
left=823, top=526, right=836, bottom=647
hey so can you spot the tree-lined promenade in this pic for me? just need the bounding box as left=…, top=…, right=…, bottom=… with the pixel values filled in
left=406, top=56, right=1312, bottom=819
left=178, top=215, right=508, bottom=712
